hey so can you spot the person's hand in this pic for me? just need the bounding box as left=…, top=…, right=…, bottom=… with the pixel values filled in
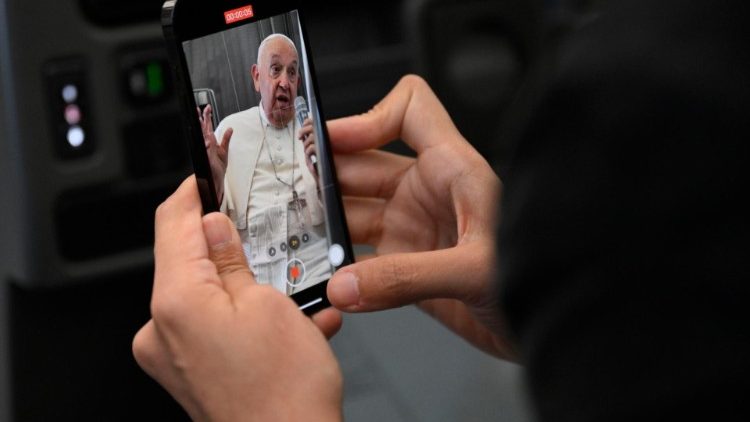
left=298, top=116, right=319, bottom=179
left=326, top=75, right=516, bottom=360
left=132, top=176, right=343, bottom=422
left=199, top=104, right=232, bottom=202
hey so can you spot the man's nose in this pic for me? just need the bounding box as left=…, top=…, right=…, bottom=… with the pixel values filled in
left=278, top=71, right=290, bottom=89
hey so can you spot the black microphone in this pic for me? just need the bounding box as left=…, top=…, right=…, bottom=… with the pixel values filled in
left=294, top=96, right=317, bottom=165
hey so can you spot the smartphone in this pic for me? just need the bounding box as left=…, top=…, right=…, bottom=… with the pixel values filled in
left=162, top=0, right=353, bottom=315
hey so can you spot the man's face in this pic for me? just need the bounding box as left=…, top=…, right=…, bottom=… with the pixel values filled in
left=252, top=38, right=299, bottom=127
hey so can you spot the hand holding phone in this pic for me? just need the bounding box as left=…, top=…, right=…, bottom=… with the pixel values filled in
left=163, top=0, right=353, bottom=314
left=133, top=176, right=344, bottom=421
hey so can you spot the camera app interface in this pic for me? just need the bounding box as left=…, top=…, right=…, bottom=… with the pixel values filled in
left=181, top=9, right=336, bottom=295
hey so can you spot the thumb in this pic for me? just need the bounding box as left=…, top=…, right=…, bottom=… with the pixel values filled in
left=202, top=212, right=254, bottom=296
left=327, top=242, right=493, bottom=312
left=220, top=128, right=233, bottom=165
left=221, top=127, right=233, bottom=149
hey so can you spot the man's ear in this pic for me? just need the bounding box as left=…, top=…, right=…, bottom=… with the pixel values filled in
left=251, top=64, right=260, bottom=92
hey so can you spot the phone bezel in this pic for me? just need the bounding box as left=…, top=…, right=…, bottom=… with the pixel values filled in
left=161, top=0, right=353, bottom=315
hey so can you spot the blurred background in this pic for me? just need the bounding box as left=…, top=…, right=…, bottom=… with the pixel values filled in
left=0, top=0, right=600, bottom=420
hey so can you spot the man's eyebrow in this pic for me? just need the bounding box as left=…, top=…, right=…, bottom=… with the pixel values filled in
left=268, top=56, right=299, bottom=68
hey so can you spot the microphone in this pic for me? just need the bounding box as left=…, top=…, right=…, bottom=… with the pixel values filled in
left=294, top=96, right=317, bottom=165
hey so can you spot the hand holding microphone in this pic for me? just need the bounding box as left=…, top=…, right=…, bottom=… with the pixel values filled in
left=295, top=96, right=318, bottom=168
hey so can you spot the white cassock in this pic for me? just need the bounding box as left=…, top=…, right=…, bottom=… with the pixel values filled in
left=215, top=103, right=331, bottom=294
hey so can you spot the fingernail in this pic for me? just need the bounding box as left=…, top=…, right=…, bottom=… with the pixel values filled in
left=330, top=271, right=360, bottom=308
left=204, top=216, right=232, bottom=249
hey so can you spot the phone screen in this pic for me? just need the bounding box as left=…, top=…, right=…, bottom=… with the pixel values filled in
left=164, top=2, right=352, bottom=312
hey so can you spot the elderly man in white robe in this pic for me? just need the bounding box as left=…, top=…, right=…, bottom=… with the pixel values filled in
left=199, top=33, right=330, bottom=295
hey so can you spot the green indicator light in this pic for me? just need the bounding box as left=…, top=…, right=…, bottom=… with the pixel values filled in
left=146, top=62, right=164, bottom=97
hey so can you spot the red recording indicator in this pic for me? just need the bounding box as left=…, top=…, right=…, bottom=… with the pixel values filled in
left=224, top=5, right=254, bottom=24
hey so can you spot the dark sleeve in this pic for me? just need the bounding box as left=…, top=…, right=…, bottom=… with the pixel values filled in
left=497, top=1, right=750, bottom=421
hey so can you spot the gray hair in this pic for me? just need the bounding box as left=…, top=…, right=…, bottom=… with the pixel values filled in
left=257, top=33, right=298, bottom=66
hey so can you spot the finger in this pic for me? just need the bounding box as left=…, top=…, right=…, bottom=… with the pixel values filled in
left=308, top=162, right=317, bottom=178
left=200, top=106, right=208, bottom=132
left=327, top=240, right=494, bottom=312
left=310, top=308, right=343, bottom=340
left=327, top=75, right=464, bottom=154
left=221, top=127, right=233, bottom=151
left=202, top=212, right=255, bottom=297
left=335, top=150, right=413, bottom=198
left=298, top=125, right=313, bottom=140
left=198, top=108, right=210, bottom=146
left=343, top=196, right=384, bottom=245
left=202, top=104, right=214, bottom=132
left=154, top=176, right=210, bottom=292
left=305, top=144, right=316, bottom=157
